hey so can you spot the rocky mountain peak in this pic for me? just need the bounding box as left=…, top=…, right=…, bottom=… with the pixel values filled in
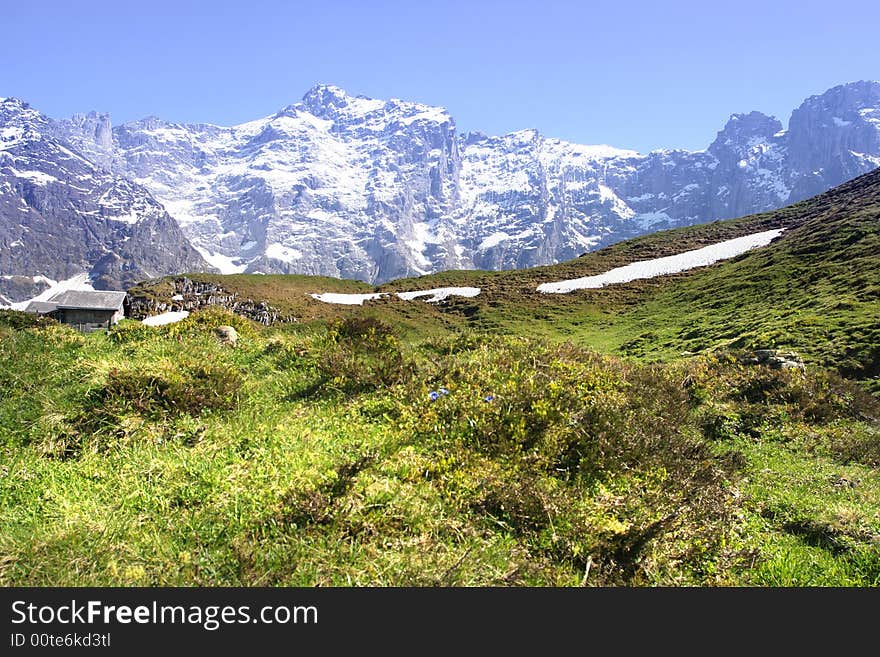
left=463, top=130, right=490, bottom=145
left=300, top=83, right=358, bottom=118
left=0, top=97, right=48, bottom=145
left=67, top=111, right=113, bottom=147
left=796, top=80, right=880, bottom=114
left=0, top=96, right=33, bottom=113
left=297, top=84, right=454, bottom=132
left=52, top=110, right=115, bottom=169
left=127, top=115, right=169, bottom=131
left=789, top=81, right=880, bottom=140
left=709, top=111, right=784, bottom=157
left=0, top=101, right=211, bottom=295
left=786, top=80, right=880, bottom=200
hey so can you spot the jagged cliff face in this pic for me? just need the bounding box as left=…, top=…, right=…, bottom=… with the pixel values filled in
left=0, top=98, right=211, bottom=299
left=4, top=81, right=880, bottom=288
left=52, top=110, right=114, bottom=170
left=785, top=80, right=880, bottom=200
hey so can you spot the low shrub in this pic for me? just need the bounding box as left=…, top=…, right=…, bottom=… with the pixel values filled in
left=824, top=422, right=880, bottom=466
left=31, top=323, right=86, bottom=348
left=421, top=330, right=491, bottom=356
left=163, top=306, right=258, bottom=340
left=698, top=356, right=880, bottom=426
left=94, top=361, right=243, bottom=419
left=407, top=340, right=713, bottom=482
left=397, top=338, right=737, bottom=584
left=316, top=317, right=413, bottom=393
left=331, top=316, right=395, bottom=343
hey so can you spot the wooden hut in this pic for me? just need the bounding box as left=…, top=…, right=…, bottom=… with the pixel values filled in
left=25, top=290, right=126, bottom=332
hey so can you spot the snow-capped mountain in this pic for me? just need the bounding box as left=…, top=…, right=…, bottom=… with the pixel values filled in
left=5, top=81, right=880, bottom=290
left=0, top=97, right=210, bottom=301
left=56, top=85, right=467, bottom=282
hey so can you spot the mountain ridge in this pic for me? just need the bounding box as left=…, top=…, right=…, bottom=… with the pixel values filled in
left=2, top=80, right=879, bottom=293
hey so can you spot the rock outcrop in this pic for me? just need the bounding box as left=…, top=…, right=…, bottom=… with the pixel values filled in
left=125, top=276, right=292, bottom=325
left=214, top=325, right=238, bottom=346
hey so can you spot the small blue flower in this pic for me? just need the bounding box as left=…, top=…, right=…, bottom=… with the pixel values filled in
left=429, top=391, right=441, bottom=401
left=483, top=394, right=495, bottom=402
left=438, top=388, right=450, bottom=396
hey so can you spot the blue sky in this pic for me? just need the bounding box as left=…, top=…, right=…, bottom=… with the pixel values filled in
left=2, top=0, right=878, bottom=152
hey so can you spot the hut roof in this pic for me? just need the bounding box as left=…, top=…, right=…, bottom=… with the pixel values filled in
left=23, top=300, right=59, bottom=314
left=48, top=290, right=126, bottom=311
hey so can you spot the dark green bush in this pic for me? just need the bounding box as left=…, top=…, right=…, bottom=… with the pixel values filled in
left=317, top=317, right=413, bottom=393
left=709, top=360, right=879, bottom=424
left=825, top=423, right=880, bottom=466
left=469, top=466, right=550, bottom=534
left=96, top=362, right=243, bottom=418
left=330, top=316, right=396, bottom=343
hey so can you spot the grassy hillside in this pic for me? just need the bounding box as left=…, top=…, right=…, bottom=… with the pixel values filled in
left=1, top=169, right=878, bottom=586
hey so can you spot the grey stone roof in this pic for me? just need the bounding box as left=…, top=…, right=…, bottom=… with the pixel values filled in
left=24, top=300, right=59, bottom=314
left=48, top=290, right=126, bottom=311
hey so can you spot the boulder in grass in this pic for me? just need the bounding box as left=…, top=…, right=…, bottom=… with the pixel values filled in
left=214, top=325, right=238, bottom=346
left=749, top=349, right=805, bottom=371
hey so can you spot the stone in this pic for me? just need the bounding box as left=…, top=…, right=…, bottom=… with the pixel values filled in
left=746, top=349, right=805, bottom=371
left=214, top=325, right=238, bottom=346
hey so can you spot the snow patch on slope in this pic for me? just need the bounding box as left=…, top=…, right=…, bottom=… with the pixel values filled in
left=193, top=246, right=248, bottom=274
left=310, top=292, right=386, bottom=305
left=311, top=287, right=481, bottom=305
left=142, top=311, right=190, bottom=326
left=9, top=168, right=59, bottom=185
left=396, top=287, right=481, bottom=302
left=537, top=229, right=784, bottom=293
left=266, top=243, right=303, bottom=263
left=479, top=231, right=510, bottom=250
